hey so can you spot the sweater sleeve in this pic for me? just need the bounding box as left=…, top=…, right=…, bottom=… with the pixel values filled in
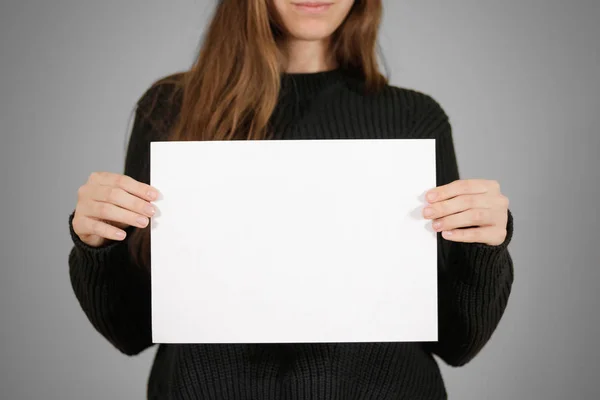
left=422, top=95, right=515, bottom=367
left=68, top=80, right=179, bottom=356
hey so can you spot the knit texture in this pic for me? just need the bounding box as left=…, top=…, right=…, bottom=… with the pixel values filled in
left=68, top=69, right=514, bottom=400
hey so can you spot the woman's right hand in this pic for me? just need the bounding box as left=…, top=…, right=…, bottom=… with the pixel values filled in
left=72, top=172, right=159, bottom=248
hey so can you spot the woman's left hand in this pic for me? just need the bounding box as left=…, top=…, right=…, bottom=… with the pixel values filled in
left=423, top=179, right=509, bottom=246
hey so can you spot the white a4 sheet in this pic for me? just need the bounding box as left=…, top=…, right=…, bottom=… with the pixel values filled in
left=150, top=139, right=438, bottom=344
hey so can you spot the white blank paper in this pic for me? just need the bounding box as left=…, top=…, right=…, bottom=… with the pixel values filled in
left=150, top=139, right=437, bottom=344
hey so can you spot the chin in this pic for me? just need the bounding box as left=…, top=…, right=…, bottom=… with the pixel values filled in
left=287, top=19, right=337, bottom=40
left=273, top=0, right=354, bottom=42
left=286, top=23, right=337, bottom=42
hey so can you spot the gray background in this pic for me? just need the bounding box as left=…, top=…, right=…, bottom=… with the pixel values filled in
left=1, top=0, right=598, bottom=399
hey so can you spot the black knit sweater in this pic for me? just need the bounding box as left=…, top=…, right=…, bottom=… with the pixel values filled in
left=68, top=69, right=514, bottom=399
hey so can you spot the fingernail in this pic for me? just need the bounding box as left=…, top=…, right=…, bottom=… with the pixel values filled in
left=145, top=205, right=156, bottom=215
left=115, top=231, right=126, bottom=239
left=423, top=207, right=434, bottom=218
left=427, top=192, right=437, bottom=201
left=147, top=190, right=158, bottom=200
left=442, top=230, right=453, bottom=237
left=433, top=221, right=442, bottom=230
left=136, top=216, right=149, bottom=227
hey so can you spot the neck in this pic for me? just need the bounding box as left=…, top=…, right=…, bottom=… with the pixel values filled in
left=281, top=38, right=337, bottom=74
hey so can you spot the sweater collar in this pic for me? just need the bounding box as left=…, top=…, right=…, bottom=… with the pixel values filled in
left=280, top=68, right=347, bottom=101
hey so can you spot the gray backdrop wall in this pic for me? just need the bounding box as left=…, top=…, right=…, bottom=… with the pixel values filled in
left=1, top=0, right=598, bottom=399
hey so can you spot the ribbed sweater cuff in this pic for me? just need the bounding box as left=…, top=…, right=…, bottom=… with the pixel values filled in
left=449, top=209, right=514, bottom=287
left=68, top=211, right=132, bottom=272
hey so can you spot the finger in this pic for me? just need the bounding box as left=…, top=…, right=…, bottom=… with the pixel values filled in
left=432, top=208, right=494, bottom=232
left=426, top=179, right=496, bottom=203
left=74, top=215, right=128, bottom=241
left=91, top=185, right=156, bottom=218
left=423, top=194, right=492, bottom=220
left=88, top=172, right=159, bottom=201
left=88, top=201, right=150, bottom=229
left=441, top=226, right=507, bottom=246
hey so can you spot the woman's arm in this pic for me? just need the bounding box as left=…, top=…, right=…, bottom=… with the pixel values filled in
left=422, top=96, right=515, bottom=366
left=68, top=217, right=152, bottom=355
left=68, top=80, right=179, bottom=355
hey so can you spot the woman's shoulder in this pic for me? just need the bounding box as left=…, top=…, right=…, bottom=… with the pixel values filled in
left=344, top=77, right=453, bottom=139
left=345, top=72, right=449, bottom=122
left=130, top=72, right=187, bottom=138
left=135, top=71, right=187, bottom=122
left=378, top=82, right=449, bottom=120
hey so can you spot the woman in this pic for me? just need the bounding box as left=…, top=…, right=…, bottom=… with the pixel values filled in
left=69, top=1, right=514, bottom=399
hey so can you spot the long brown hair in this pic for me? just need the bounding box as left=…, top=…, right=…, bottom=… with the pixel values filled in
left=130, top=0, right=386, bottom=269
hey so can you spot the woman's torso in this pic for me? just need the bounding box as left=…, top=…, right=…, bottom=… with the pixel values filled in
left=142, top=69, right=450, bottom=400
